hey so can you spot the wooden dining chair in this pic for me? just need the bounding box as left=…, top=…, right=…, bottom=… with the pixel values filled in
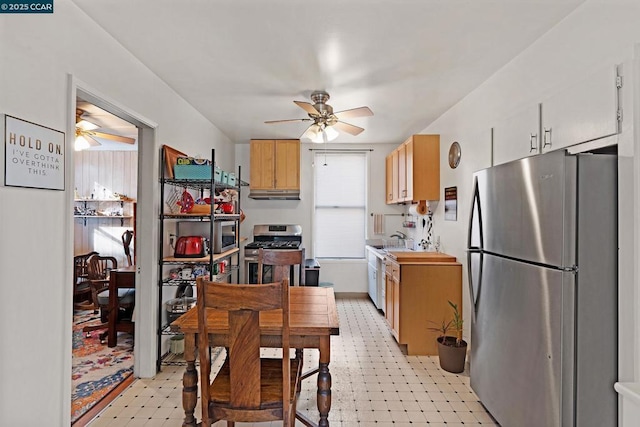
left=258, top=248, right=322, bottom=383
left=257, top=248, right=305, bottom=286
left=121, top=230, right=134, bottom=266
left=196, top=277, right=302, bottom=426
left=73, top=251, right=98, bottom=310
left=81, top=256, right=120, bottom=337
left=82, top=255, right=135, bottom=344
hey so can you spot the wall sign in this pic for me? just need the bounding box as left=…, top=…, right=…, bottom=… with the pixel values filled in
left=4, top=115, right=65, bottom=190
left=444, top=186, right=457, bottom=221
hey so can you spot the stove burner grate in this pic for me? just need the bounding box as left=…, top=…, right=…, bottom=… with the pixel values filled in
left=245, top=241, right=301, bottom=250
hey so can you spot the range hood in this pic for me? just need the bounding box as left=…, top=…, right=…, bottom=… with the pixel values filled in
left=248, top=189, right=300, bottom=200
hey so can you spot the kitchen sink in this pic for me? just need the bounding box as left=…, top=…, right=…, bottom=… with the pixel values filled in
left=384, top=247, right=415, bottom=253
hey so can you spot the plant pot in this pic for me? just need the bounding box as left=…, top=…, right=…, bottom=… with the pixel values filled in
left=437, top=336, right=468, bottom=373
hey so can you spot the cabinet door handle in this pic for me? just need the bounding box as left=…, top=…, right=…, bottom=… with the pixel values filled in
left=529, top=133, right=538, bottom=153
left=543, top=128, right=552, bottom=149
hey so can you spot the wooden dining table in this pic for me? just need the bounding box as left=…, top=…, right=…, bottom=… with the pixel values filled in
left=107, top=266, right=136, bottom=348
left=170, top=286, right=340, bottom=427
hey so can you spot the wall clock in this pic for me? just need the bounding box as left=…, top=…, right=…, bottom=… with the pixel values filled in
left=448, top=141, right=461, bottom=169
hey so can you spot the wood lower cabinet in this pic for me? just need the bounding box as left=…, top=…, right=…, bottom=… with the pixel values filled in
left=384, top=254, right=462, bottom=355
left=384, top=259, right=400, bottom=336
left=249, top=139, right=300, bottom=195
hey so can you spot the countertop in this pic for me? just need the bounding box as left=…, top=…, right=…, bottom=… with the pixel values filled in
left=365, top=245, right=457, bottom=263
left=386, top=251, right=457, bottom=263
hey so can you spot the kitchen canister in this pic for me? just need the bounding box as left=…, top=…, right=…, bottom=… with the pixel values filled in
left=170, top=334, right=185, bottom=354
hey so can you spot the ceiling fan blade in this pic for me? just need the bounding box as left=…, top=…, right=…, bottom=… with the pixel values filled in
left=334, top=121, right=365, bottom=136
left=294, top=101, right=320, bottom=116
left=87, top=131, right=136, bottom=144
left=264, top=118, right=311, bottom=124
left=85, top=135, right=102, bottom=147
left=333, top=106, right=374, bottom=120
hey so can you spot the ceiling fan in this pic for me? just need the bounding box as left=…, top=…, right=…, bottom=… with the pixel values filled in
left=75, top=108, right=136, bottom=150
left=265, top=91, right=373, bottom=143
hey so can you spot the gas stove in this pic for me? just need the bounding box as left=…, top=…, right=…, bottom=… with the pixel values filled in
left=244, top=224, right=303, bottom=256
left=244, top=224, right=303, bottom=282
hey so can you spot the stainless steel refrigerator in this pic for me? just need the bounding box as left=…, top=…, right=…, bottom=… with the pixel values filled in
left=467, top=150, right=618, bottom=427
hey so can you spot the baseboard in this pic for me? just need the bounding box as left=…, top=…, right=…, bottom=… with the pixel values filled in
left=335, top=292, right=368, bottom=299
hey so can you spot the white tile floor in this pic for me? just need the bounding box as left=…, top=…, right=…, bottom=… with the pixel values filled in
left=88, top=296, right=497, bottom=426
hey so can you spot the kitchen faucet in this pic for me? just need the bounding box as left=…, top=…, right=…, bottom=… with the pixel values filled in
left=390, top=231, right=407, bottom=239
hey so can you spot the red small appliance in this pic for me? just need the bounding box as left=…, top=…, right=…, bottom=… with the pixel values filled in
left=174, top=236, right=206, bottom=258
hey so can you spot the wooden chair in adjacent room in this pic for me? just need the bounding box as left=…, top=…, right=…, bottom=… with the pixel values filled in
left=121, top=230, right=134, bottom=266
left=257, top=248, right=305, bottom=286
left=82, top=255, right=136, bottom=344
left=73, top=251, right=98, bottom=310
left=196, top=277, right=302, bottom=426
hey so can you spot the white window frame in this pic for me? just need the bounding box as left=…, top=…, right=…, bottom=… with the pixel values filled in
left=312, top=149, right=369, bottom=259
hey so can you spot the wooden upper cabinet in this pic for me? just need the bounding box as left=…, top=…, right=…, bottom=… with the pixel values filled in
left=385, top=155, right=394, bottom=204
left=250, top=140, right=276, bottom=189
left=405, top=134, right=439, bottom=202
left=274, top=139, right=300, bottom=190
left=249, top=139, right=300, bottom=192
left=403, top=140, right=413, bottom=201
left=397, top=144, right=407, bottom=201
left=391, top=149, right=400, bottom=203
left=385, top=134, right=440, bottom=204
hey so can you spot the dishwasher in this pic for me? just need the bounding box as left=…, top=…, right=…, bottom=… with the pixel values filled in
left=366, top=247, right=383, bottom=311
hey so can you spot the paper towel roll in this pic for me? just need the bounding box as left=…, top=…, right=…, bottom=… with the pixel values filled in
left=409, top=202, right=427, bottom=216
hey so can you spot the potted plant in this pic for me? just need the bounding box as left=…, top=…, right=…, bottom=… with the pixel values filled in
left=429, top=300, right=467, bottom=373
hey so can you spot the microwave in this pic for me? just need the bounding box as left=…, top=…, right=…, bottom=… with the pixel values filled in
left=213, top=220, right=237, bottom=253
left=177, top=220, right=237, bottom=254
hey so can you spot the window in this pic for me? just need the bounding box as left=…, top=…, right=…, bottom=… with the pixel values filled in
left=313, top=151, right=367, bottom=258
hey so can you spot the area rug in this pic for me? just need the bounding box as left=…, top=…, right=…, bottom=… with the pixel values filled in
left=71, top=309, right=133, bottom=424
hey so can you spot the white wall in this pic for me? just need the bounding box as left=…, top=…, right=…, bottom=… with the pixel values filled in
left=0, top=1, right=235, bottom=425
left=74, top=150, right=138, bottom=267
left=411, top=0, right=640, bottom=386
left=236, top=141, right=403, bottom=292
left=4, top=1, right=640, bottom=425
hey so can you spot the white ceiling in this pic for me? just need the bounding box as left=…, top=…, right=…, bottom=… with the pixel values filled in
left=72, top=0, right=584, bottom=145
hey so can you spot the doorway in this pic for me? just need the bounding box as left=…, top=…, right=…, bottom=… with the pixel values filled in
left=71, top=97, right=139, bottom=425
left=67, top=80, right=159, bottom=425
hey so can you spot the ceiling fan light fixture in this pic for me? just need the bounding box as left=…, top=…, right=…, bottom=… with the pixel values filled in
left=302, top=123, right=322, bottom=141
left=75, top=135, right=91, bottom=151
left=76, top=119, right=99, bottom=131
left=309, top=125, right=338, bottom=144
left=310, top=132, right=326, bottom=144
left=324, top=125, right=339, bottom=141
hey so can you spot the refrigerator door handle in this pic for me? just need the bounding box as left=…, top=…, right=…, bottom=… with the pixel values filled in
left=467, top=177, right=484, bottom=319
left=467, top=177, right=484, bottom=250
left=467, top=249, right=482, bottom=319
